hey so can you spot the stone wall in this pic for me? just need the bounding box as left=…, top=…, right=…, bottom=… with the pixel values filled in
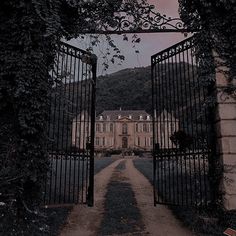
left=214, top=53, right=236, bottom=210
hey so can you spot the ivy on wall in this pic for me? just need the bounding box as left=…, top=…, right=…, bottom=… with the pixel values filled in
left=0, top=0, right=147, bottom=235
left=179, top=0, right=236, bottom=91
left=179, top=0, right=236, bottom=208
left=1, top=0, right=235, bottom=234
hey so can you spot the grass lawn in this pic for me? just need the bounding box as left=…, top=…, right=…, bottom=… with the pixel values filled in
left=43, top=155, right=116, bottom=205
left=43, top=156, right=116, bottom=236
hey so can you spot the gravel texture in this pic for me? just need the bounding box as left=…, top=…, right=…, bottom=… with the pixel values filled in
left=99, top=160, right=145, bottom=235
left=44, top=157, right=116, bottom=236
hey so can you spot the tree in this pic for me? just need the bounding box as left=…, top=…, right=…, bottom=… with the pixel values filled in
left=170, top=130, right=193, bottom=151
left=0, top=0, right=148, bottom=235
left=179, top=0, right=236, bottom=91
left=179, top=0, right=236, bottom=208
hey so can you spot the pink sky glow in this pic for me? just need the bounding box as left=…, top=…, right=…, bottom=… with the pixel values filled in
left=69, top=0, right=186, bottom=75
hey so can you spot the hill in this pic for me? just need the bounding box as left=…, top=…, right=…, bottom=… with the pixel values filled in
left=96, top=67, right=152, bottom=113
left=96, top=63, right=201, bottom=117
left=48, top=63, right=209, bottom=150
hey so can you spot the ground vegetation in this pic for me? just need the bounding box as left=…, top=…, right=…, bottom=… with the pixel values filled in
left=0, top=1, right=148, bottom=235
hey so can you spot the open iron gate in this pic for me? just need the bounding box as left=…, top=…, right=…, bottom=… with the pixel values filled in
left=151, top=36, right=214, bottom=207
left=44, top=42, right=97, bottom=206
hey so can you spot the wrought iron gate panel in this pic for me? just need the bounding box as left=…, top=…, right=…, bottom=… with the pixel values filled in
left=44, top=42, right=96, bottom=206
left=151, top=37, right=213, bottom=207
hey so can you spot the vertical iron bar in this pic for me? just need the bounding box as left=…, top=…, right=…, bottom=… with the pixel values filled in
left=186, top=46, right=194, bottom=205
left=190, top=45, right=200, bottom=206
left=151, top=56, right=157, bottom=206
left=174, top=49, right=181, bottom=205
left=57, top=48, right=66, bottom=204
left=87, top=55, right=97, bottom=207
left=182, top=46, right=189, bottom=205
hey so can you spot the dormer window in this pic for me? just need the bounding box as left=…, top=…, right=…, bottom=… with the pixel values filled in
left=118, top=115, right=121, bottom=119
left=129, top=115, right=132, bottom=119
left=107, top=115, right=110, bottom=121
left=139, top=115, right=143, bottom=120
left=147, top=115, right=150, bottom=121
left=99, top=115, right=103, bottom=120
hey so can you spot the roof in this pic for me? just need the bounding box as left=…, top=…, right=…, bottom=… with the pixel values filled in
left=96, top=110, right=151, bottom=121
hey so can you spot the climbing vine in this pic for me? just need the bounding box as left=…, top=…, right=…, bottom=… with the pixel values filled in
left=179, top=0, right=236, bottom=93
left=0, top=0, right=148, bottom=235
left=1, top=0, right=235, bottom=234
left=179, top=0, right=236, bottom=209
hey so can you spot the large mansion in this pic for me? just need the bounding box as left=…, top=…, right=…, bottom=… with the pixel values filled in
left=95, top=110, right=153, bottom=152
left=72, top=109, right=179, bottom=152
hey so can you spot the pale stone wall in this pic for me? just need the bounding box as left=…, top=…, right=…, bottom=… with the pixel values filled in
left=72, top=111, right=179, bottom=152
left=94, top=118, right=153, bottom=151
left=95, top=121, right=114, bottom=149
left=72, top=113, right=91, bottom=150
left=214, top=53, right=236, bottom=210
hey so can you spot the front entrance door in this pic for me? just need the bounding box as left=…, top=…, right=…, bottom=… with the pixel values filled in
left=122, top=137, right=128, bottom=149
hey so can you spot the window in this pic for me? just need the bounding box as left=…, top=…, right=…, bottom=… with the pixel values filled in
left=135, top=123, right=138, bottom=132
left=103, top=137, right=106, bottom=146
left=99, top=115, right=103, bottom=120
left=145, top=137, right=147, bottom=146
left=150, top=137, right=153, bottom=146
left=147, top=124, right=150, bottom=133
left=107, top=115, right=110, bottom=121
left=122, top=123, right=128, bottom=134
left=139, top=115, right=143, bottom=120
left=143, top=123, right=147, bottom=132
left=138, top=137, right=140, bottom=146
left=103, top=123, right=106, bottom=132
left=129, top=115, right=132, bottom=119
left=147, top=115, right=151, bottom=121
left=110, top=123, right=113, bottom=132
left=139, top=124, right=143, bottom=132
left=96, top=123, right=100, bottom=132
left=150, top=123, right=153, bottom=132
left=95, top=137, right=99, bottom=146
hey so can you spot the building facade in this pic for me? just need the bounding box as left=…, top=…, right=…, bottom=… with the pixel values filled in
left=72, top=109, right=179, bottom=152
left=95, top=110, right=153, bottom=152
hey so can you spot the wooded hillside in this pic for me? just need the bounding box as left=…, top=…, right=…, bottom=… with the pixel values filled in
left=96, top=67, right=152, bottom=114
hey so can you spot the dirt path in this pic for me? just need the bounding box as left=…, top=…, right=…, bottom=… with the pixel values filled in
left=60, top=158, right=194, bottom=236
left=125, top=159, right=194, bottom=236
left=60, top=159, right=123, bottom=236
left=98, top=160, right=148, bottom=235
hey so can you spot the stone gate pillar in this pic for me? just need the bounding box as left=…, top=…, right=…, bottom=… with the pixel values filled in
left=214, top=53, right=236, bottom=210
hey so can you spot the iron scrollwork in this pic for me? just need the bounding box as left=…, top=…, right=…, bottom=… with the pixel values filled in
left=81, top=4, right=191, bottom=34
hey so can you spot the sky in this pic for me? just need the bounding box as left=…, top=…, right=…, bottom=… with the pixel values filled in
left=68, top=0, right=187, bottom=75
